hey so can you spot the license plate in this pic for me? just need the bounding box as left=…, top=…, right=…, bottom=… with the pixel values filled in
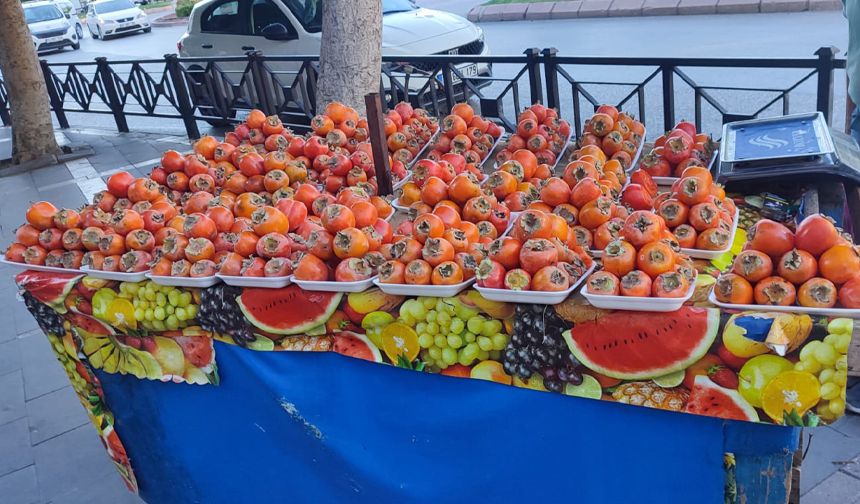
left=436, top=64, right=479, bottom=85
left=121, top=21, right=133, bottom=27
left=47, top=36, right=63, bottom=43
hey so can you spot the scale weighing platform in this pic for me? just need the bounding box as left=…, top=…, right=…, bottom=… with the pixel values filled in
left=716, top=112, right=860, bottom=186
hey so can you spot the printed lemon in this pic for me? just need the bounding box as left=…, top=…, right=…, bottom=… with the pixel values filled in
left=380, top=322, right=420, bottom=363
left=106, top=298, right=137, bottom=330
left=761, top=370, right=821, bottom=422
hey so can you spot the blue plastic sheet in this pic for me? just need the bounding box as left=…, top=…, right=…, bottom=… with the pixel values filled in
left=96, top=342, right=796, bottom=504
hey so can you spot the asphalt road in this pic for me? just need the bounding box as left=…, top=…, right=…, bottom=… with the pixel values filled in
left=42, top=10, right=849, bottom=137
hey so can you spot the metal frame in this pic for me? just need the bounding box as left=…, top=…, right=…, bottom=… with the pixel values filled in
left=0, top=47, right=845, bottom=139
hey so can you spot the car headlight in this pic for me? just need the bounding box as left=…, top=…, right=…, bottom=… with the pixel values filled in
left=136, top=12, right=146, bottom=19
left=476, top=26, right=484, bottom=43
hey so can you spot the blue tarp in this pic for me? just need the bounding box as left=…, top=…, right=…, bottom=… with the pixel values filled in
left=96, top=342, right=797, bottom=504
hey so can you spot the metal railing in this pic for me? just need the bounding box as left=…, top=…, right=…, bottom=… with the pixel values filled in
left=0, top=46, right=845, bottom=139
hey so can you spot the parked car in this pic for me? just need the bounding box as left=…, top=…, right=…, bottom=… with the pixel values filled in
left=23, top=0, right=80, bottom=53
left=177, top=0, right=490, bottom=77
left=52, top=0, right=85, bottom=39
left=85, top=0, right=151, bottom=40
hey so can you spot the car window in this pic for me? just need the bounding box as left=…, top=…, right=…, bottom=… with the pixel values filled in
left=249, top=0, right=292, bottom=35
left=281, top=0, right=320, bottom=33
left=94, top=0, right=134, bottom=14
left=201, top=0, right=243, bottom=34
left=24, top=5, right=64, bottom=24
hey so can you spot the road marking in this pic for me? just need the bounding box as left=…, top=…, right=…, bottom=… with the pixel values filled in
left=65, top=157, right=105, bottom=202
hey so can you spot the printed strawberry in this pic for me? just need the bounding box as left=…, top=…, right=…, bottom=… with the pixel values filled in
left=707, top=364, right=739, bottom=389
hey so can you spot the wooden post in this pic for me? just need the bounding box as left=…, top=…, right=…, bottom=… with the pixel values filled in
left=364, top=92, right=393, bottom=196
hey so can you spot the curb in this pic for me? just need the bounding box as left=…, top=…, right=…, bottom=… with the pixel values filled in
left=150, top=12, right=189, bottom=27
left=467, top=0, right=842, bottom=22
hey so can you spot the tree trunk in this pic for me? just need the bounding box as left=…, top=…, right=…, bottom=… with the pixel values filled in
left=0, top=0, right=61, bottom=164
left=316, top=0, right=382, bottom=116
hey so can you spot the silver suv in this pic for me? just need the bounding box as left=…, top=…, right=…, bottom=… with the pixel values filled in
left=24, top=0, right=80, bottom=53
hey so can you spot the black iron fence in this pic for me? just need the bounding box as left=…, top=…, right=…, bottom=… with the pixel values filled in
left=0, top=47, right=846, bottom=139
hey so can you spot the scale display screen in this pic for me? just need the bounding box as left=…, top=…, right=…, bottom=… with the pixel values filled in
left=721, top=112, right=834, bottom=164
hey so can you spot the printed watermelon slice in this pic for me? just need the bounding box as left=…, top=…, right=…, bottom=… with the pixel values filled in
left=16, top=270, right=84, bottom=313
left=66, top=311, right=114, bottom=336
left=685, top=375, right=759, bottom=422
left=332, top=331, right=382, bottom=363
left=238, top=285, right=342, bottom=335
left=563, top=307, right=719, bottom=380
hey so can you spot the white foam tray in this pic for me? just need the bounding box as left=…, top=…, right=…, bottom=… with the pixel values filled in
left=582, top=274, right=696, bottom=312
left=147, top=274, right=220, bottom=288
left=80, top=267, right=148, bottom=282
left=372, top=277, right=475, bottom=297
left=293, top=276, right=376, bottom=292
left=708, top=290, right=860, bottom=318
left=474, top=263, right=595, bottom=305
left=1, top=258, right=84, bottom=275
left=216, top=273, right=292, bottom=288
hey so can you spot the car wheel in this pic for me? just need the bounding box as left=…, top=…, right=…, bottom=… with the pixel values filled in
left=76, top=24, right=83, bottom=39
left=143, top=27, right=151, bottom=33
left=98, top=26, right=107, bottom=40
left=71, top=41, right=80, bottom=50
left=89, top=26, right=97, bottom=39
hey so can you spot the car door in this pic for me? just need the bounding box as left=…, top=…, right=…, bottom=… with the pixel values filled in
left=193, top=0, right=249, bottom=57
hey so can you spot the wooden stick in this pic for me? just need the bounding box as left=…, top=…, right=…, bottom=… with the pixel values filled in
left=364, top=92, right=393, bottom=196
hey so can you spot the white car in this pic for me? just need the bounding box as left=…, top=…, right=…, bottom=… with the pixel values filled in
left=24, top=1, right=80, bottom=53
left=85, top=0, right=151, bottom=40
left=177, top=0, right=490, bottom=78
left=52, top=0, right=85, bottom=39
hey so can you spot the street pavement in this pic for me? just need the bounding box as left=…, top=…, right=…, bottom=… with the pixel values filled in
left=0, top=128, right=858, bottom=501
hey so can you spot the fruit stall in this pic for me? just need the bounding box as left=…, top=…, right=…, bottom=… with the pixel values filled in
left=4, top=101, right=858, bottom=503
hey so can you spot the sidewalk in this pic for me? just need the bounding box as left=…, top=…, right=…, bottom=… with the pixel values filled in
left=466, top=0, right=842, bottom=21
left=0, top=128, right=858, bottom=502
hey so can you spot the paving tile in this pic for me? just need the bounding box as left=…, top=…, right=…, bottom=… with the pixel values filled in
left=0, top=173, right=36, bottom=197
left=525, top=1, right=556, bottom=19
left=119, top=147, right=161, bottom=166
left=12, top=302, right=40, bottom=338
left=829, top=413, right=860, bottom=438
left=0, top=465, right=39, bottom=504
left=0, top=339, right=22, bottom=376
left=551, top=0, right=583, bottom=17
left=677, top=0, right=718, bottom=13
left=807, top=0, right=841, bottom=9
left=760, top=0, right=808, bottom=11
left=49, top=476, right=144, bottom=504
left=610, top=0, right=645, bottom=15
left=27, top=385, right=88, bottom=446
left=35, top=186, right=85, bottom=213
left=0, top=418, right=33, bottom=477
left=716, top=0, right=760, bottom=12
left=802, top=426, right=860, bottom=492
left=34, top=424, right=138, bottom=504
left=803, top=471, right=860, bottom=503
left=30, top=164, right=73, bottom=189
left=18, top=333, right=69, bottom=401
left=578, top=0, right=614, bottom=17
left=0, top=371, right=26, bottom=427
left=642, top=0, right=680, bottom=15
left=842, top=454, right=860, bottom=480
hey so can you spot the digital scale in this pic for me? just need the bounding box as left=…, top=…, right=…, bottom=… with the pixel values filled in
left=716, top=112, right=860, bottom=187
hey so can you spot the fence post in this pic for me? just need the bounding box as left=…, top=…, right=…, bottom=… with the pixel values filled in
left=95, top=57, right=128, bottom=133
left=542, top=47, right=559, bottom=110
left=814, top=46, right=837, bottom=125
left=39, top=60, right=68, bottom=129
left=164, top=54, right=200, bottom=139
left=661, top=63, right=675, bottom=133
left=364, top=92, right=393, bottom=196
left=247, top=51, right=274, bottom=115
left=524, top=48, right=543, bottom=105
left=441, top=64, right=457, bottom=113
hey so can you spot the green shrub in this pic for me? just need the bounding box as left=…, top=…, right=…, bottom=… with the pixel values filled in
left=175, top=0, right=199, bottom=18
